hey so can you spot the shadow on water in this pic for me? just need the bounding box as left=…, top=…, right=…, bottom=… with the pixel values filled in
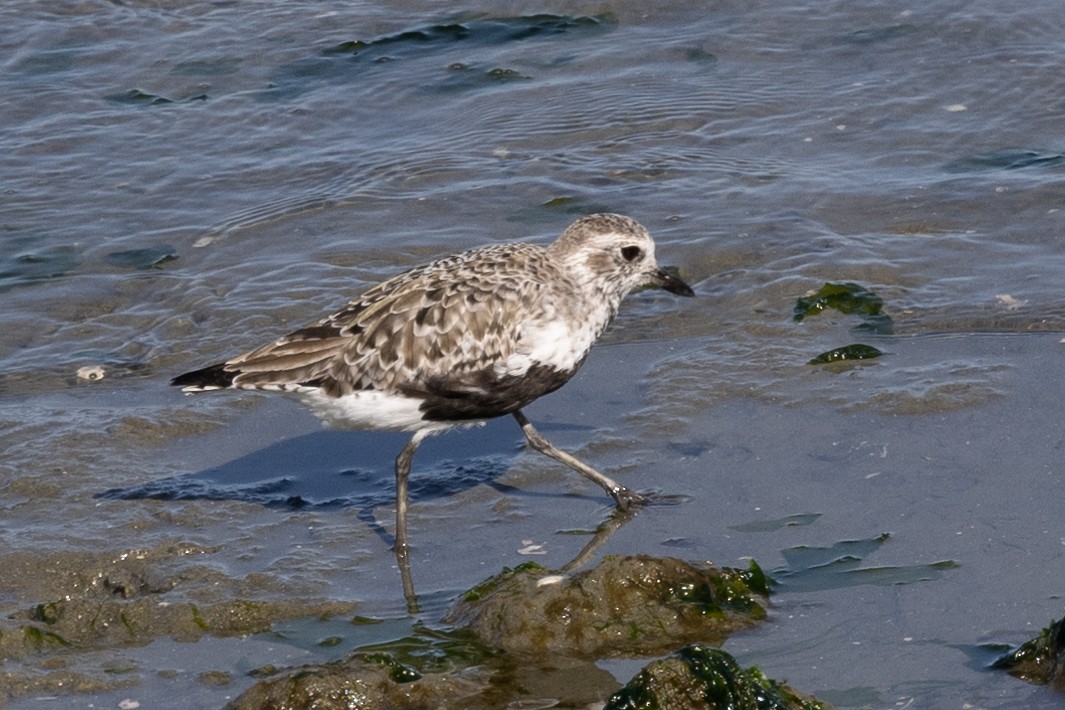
left=98, top=414, right=649, bottom=611
left=96, top=417, right=617, bottom=548
left=100, top=429, right=510, bottom=511
left=98, top=421, right=523, bottom=529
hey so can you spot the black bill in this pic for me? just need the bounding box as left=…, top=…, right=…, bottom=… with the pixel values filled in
left=650, top=267, right=695, bottom=297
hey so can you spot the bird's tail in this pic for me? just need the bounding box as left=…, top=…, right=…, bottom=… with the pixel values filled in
left=170, top=363, right=236, bottom=391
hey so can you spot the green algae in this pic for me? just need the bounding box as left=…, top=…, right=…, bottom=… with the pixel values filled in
left=667, top=560, right=770, bottom=619
left=189, top=604, right=209, bottom=631
left=31, top=601, right=62, bottom=625
left=992, top=616, right=1065, bottom=687
left=461, top=561, right=545, bottom=602
left=794, top=282, right=893, bottom=335
left=606, top=644, right=829, bottom=710
left=354, top=623, right=497, bottom=675
left=807, top=343, right=884, bottom=365
left=795, top=282, right=892, bottom=368
left=359, top=652, right=421, bottom=683
left=21, top=625, right=69, bottom=650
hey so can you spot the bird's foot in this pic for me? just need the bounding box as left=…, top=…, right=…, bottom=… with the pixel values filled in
left=610, top=485, right=648, bottom=512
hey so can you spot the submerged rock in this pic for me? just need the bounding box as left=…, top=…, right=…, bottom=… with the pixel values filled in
left=606, top=644, right=830, bottom=710
left=0, top=544, right=358, bottom=659
left=11, top=596, right=357, bottom=650
left=993, top=616, right=1065, bottom=689
left=227, top=648, right=626, bottom=709
left=444, top=555, right=770, bottom=657
left=225, top=654, right=491, bottom=710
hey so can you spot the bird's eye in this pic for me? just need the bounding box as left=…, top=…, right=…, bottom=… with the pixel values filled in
left=620, top=245, right=642, bottom=262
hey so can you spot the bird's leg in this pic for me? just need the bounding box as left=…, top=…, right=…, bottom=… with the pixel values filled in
left=393, top=431, right=427, bottom=555
left=512, top=410, right=645, bottom=510
left=393, top=431, right=427, bottom=612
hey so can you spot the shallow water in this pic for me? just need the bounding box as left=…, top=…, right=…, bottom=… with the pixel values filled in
left=3, top=0, right=1065, bottom=707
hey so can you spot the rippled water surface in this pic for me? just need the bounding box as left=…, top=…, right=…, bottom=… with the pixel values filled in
left=3, top=0, right=1065, bottom=707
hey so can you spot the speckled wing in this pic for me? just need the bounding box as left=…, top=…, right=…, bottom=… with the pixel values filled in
left=205, top=243, right=571, bottom=418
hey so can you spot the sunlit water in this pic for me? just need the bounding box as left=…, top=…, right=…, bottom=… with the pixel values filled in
left=2, top=0, right=1064, bottom=707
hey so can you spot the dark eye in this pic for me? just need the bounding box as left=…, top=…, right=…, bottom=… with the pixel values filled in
left=620, top=245, right=642, bottom=262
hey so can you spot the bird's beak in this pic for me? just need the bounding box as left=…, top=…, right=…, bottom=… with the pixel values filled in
left=649, top=267, right=695, bottom=297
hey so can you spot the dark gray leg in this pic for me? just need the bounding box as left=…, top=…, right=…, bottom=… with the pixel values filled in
left=393, top=430, right=428, bottom=613
left=512, top=410, right=645, bottom=510
left=394, top=431, right=428, bottom=554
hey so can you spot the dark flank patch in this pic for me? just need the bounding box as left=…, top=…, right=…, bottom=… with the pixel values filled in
left=405, top=362, right=581, bottom=421
left=288, top=322, right=356, bottom=340
left=170, top=362, right=236, bottom=389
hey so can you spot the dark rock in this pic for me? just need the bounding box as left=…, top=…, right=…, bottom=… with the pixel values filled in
left=606, top=644, right=831, bottom=710
left=993, top=615, right=1065, bottom=688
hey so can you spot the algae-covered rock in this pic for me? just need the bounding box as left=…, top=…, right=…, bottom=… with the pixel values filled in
left=7, top=596, right=357, bottom=652
left=228, top=651, right=624, bottom=710
left=229, top=556, right=777, bottom=709
left=227, top=625, right=497, bottom=709
left=992, top=616, right=1065, bottom=688
left=225, top=654, right=491, bottom=710
left=0, top=541, right=360, bottom=661
left=606, top=644, right=830, bottom=710
left=228, top=626, right=623, bottom=709
left=445, top=555, right=770, bottom=657
left=0, top=668, right=137, bottom=705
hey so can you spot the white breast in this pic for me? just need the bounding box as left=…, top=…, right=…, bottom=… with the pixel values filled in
left=496, top=311, right=605, bottom=380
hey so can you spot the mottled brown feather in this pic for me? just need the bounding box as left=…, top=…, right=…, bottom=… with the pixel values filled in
left=215, top=243, right=574, bottom=399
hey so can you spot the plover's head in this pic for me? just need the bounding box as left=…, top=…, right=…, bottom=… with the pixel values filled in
left=548, top=213, right=695, bottom=300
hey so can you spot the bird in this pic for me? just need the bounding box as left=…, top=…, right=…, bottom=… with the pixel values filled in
left=171, top=213, right=695, bottom=554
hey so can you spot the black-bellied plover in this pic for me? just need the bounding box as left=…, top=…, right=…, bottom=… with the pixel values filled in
left=172, top=213, right=694, bottom=553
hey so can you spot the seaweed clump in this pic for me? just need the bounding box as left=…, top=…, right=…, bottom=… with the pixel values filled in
left=993, top=616, right=1065, bottom=688
left=607, top=644, right=829, bottom=710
